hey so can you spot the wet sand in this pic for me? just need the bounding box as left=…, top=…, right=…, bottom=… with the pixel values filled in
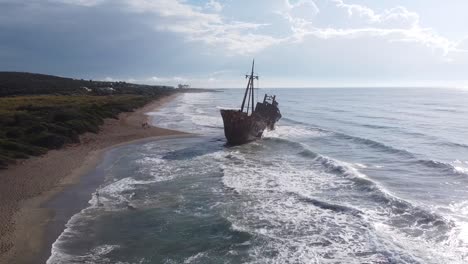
left=0, top=94, right=188, bottom=264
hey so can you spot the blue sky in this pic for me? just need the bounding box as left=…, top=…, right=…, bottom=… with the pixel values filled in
left=1, top=0, right=468, bottom=88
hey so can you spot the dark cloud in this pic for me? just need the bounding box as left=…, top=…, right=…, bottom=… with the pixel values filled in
left=0, top=1, right=225, bottom=79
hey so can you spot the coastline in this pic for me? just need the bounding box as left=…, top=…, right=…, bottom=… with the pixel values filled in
left=0, top=93, right=188, bottom=264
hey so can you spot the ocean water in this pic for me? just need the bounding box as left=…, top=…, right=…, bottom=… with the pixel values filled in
left=47, top=88, right=468, bottom=264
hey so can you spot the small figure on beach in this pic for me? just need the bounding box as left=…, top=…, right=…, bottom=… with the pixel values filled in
left=95, top=191, right=102, bottom=206
left=141, top=122, right=150, bottom=129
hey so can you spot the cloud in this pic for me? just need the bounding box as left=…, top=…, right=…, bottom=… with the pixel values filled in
left=52, top=0, right=106, bottom=6
left=3, top=0, right=466, bottom=59
left=209, top=70, right=233, bottom=77
left=122, top=0, right=285, bottom=54
left=284, top=0, right=320, bottom=18
left=144, top=72, right=238, bottom=87
left=204, top=0, right=223, bottom=12
left=333, top=0, right=379, bottom=22
left=282, top=0, right=463, bottom=56
left=41, top=0, right=283, bottom=55
left=39, top=0, right=466, bottom=57
left=96, top=75, right=189, bottom=85
left=148, top=75, right=187, bottom=84
left=332, top=0, right=419, bottom=29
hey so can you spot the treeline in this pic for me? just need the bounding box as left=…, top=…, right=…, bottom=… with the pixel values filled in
left=0, top=72, right=174, bottom=97
left=0, top=72, right=177, bottom=168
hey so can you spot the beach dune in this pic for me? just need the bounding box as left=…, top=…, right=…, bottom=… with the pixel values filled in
left=0, top=94, right=186, bottom=264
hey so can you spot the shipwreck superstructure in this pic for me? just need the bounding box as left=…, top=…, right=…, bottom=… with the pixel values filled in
left=220, top=60, right=282, bottom=145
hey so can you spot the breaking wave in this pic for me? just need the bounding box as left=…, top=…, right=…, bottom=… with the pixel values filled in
left=217, top=136, right=463, bottom=263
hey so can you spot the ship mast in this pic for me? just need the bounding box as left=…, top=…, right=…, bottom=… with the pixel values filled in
left=240, top=59, right=258, bottom=115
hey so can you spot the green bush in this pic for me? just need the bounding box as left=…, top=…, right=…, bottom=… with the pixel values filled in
left=0, top=154, right=13, bottom=169
left=0, top=139, right=46, bottom=157
left=28, top=132, right=68, bottom=149
left=65, top=119, right=99, bottom=134
left=24, top=124, right=47, bottom=134
left=5, top=129, right=23, bottom=138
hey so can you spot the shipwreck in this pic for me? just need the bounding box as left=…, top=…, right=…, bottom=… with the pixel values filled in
left=220, top=60, right=282, bottom=145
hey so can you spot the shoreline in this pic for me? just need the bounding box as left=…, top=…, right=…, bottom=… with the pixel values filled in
left=0, top=93, right=188, bottom=264
left=42, top=135, right=193, bottom=264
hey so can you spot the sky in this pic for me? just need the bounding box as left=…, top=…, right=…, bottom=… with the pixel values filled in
left=1, top=0, right=468, bottom=88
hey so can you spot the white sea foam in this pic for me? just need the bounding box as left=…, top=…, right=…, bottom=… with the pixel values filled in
left=136, top=156, right=166, bottom=165
left=219, top=149, right=393, bottom=262
left=48, top=243, right=120, bottom=264
left=47, top=190, right=121, bottom=264
left=263, top=125, right=326, bottom=139
left=190, top=115, right=222, bottom=129
left=221, top=149, right=336, bottom=196
left=149, top=92, right=225, bottom=134
left=227, top=192, right=392, bottom=263
left=91, top=177, right=155, bottom=210
left=184, top=252, right=207, bottom=263
left=218, top=143, right=467, bottom=263
left=136, top=155, right=182, bottom=182
left=439, top=201, right=468, bottom=259
left=354, top=163, right=368, bottom=168
left=216, top=106, right=238, bottom=110
left=48, top=148, right=184, bottom=263
left=451, top=160, right=468, bottom=175
left=373, top=220, right=467, bottom=264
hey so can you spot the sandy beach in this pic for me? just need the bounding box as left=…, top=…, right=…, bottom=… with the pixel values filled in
left=0, top=94, right=187, bottom=264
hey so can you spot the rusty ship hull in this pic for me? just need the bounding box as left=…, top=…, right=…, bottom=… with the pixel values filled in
left=220, top=110, right=268, bottom=145
left=220, top=60, right=281, bottom=146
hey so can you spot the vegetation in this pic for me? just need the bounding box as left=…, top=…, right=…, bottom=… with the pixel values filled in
left=0, top=72, right=176, bottom=169
left=0, top=72, right=174, bottom=96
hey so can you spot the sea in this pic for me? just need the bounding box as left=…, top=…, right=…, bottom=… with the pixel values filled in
left=46, top=88, right=468, bottom=264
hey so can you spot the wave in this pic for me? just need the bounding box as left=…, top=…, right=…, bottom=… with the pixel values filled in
left=47, top=195, right=121, bottom=264
left=279, top=117, right=417, bottom=158
left=342, top=129, right=468, bottom=152
left=452, top=160, right=468, bottom=174
left=280, top=117, right=330, bottom=132
left=235, top=137, right=450, bottom=228
left=291, top=192, right=364, bottom=216
left=312, top=153, right=453, bottom=234
left=301, top=114, right=402, bottom=132
left=432, top=107, right=460, bottom=113
left=264, top=125, right=327, bottom=139
left=266, top=135, right=468, bottom=186
left=221, top=144, right=455, bottom=263
left=303, top=133, right=468, bottom=178
left=443, top=141, right=468, bottom=149
left=48, top=241, right=120, bottom=264
left=282, top=114, right=468, bottom=154
left=332, top=132, right=415, bottom=157
left=263, top=138, right=454, bottom=231
left=355, top=114, right=401, bottom=122
left=415, top=159, right=468, bottom=177
left=360, top=123, right=397, bottom=129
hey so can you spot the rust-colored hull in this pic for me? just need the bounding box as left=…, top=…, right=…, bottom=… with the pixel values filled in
left=220, top=110, right=267, bottom=145
left=220, top=61, right=281, bottom=145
